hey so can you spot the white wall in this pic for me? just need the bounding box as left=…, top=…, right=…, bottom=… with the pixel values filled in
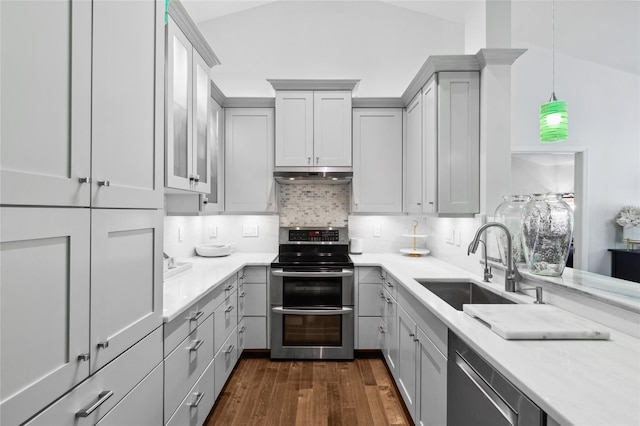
left=510, top=0, right=640, bottom=275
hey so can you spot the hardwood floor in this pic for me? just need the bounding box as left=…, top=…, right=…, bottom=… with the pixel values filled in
left=205, top=356, right=413, bottom=426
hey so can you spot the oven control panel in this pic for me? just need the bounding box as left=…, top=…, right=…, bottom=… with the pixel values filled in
left=288, top=229, right=340, bottom=242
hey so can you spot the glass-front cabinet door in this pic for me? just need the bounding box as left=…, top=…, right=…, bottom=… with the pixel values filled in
left=191, top=53, right=211, bottom=194
left=202, top=96, right=224, bottom=212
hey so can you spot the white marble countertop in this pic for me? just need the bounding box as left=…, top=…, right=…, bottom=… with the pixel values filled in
left=163, top=251, right=640, bottom=426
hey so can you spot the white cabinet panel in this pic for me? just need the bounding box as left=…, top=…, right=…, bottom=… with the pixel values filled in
left=164, top=314, right=214, bottom=421
left=241, top=316, right=267, bottom=350
left=90, top=209, right=163, bottom=373
left=382, top=288, right=398, bottom=379
left=397, top=306, right=418, bottom=421
left=357, top=317, right=381, bottom=350
left=214, top=293, right=238, bottom=354
left=214, top=329, right=238, bottom=400
left=358, top=283, right=384, bottom=317
left=313, top=91, right=352, bottom=167
left=91, top=0, right=164, bottom=208
left=275, top=91, right=314, bottom=166
left=166, top=359, right=216, bottom=426
left=96, top=362, right=164, bottom=426
left=0, top=208, right=90, bottom=426
left=352, top=108, right=403, bottom=213
left=225, top=108, right=275, bottom=212
left=404, top=94, right=423, bottom=213
left=416, top=326, right=447, bottom=426
left=25, top=328, right=163, bottom=426
left=240, top=283, right=267, bottom=316
left=0, top=0, right=91, bottom=207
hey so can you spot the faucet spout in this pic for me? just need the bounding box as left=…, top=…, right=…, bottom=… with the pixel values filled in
left=468, top=222, right=520, bottom=292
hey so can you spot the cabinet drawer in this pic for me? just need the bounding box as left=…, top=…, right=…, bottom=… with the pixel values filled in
left=164, top=288, right=217, bottom=356
left=96, top=362, right=164, bottom=426
left=26, top=327, right=163, bottom=426
left=238, top=282, right=267, bottom=317
left=167, top=358, right=216, bottom=426
left=164, top=313, right=214, bottom=421
left=358, top=282, right=384, bottom=316
left=382, top=272, right=398, bottom=300
left=357, top=316, right=382, bottom=350
left=239, top=266, right=267, bottom=284
left=215, top=329, right=239, bottom=400
left=214, top=292, right=238, bottom=354
left=214, top=274, right=238, bottom=309
left=358, top=266, right=383, bottom=284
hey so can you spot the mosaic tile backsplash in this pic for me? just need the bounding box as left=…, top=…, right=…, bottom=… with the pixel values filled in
left=279, top=184, right=349, bottom=227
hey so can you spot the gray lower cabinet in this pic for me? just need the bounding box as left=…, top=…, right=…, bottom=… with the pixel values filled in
left=238, top=266, right=268, bottom=349
left=166, top=359, right=216, bottom=426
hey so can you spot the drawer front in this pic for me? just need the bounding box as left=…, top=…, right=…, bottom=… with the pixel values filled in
left=239, top=266, right=266, bottom=284
left=237, top=318, right=246, bottom=353
left=214, top=329, right=239, bottom=400
left=26, top=327, right=163, bottom=426
left=358, top=282, right=382, bottom=317
left=96, top=362, right=164, bottom=426
left=358, top=266, right=383, bottom=284
left=166, top=358, right=216, bottom=426
left=164, top=314, right=215, bottom=421
left=164, top=289, right=217, bottom=356
left=214, top=292, right=238, bottom=354
left=241, top=316, right=267, bottom=349
left=214, top=274, right=238, bottom=310
left=381, top=271, right=398, bottom=300
left=239, top=282, right=267, bottom=316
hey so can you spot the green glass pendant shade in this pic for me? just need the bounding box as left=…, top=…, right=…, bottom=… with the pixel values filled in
left=540, top=94, right=568, bottom=143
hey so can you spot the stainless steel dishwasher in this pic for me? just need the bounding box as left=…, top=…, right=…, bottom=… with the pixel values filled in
left=448, top=332, right=544, bottom=426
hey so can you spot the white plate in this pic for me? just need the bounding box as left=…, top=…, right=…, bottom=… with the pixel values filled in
left=400, top=248, right=430, bottom=256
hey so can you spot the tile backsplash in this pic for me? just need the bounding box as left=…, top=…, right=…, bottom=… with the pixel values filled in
left=278, top=183, right=349, bottom=227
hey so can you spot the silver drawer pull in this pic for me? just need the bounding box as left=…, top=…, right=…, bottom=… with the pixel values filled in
left=386, top=297, right=393, bottom=304
left=239, top=291, right=247, bottom=298
left=378, top=326, right=385, bottom=334
left=77, top=353, right=90, bottom=362
left=189, top=311, right=204, bottom=321
left=239, top=325, right=246, bottom=333
left=225, top=284, right=234, bottom=291
left=386, top=281, right=394, bottom=288
left=187, top=392, right=205, bottom=408
left=409, top=333, right=415, bottom=338
left=97, top=180, right=110, bottom=187
left=97, top=341, right=109, bottom=349
left=413, top=338, right=420, bottom=342
left=78, top=177, right=91, bottom=184
left=379, top=292, right=385, bottom=298
left=76, top=390, right=113, bottom=417
left=188, top=339, right=204, bottom=352
left=225, top=305, right=235, bottom=313
left=224, top=344, right=234, bottom=354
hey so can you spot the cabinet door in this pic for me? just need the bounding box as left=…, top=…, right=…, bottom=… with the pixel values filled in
left=166, top=19, right=193, bottom=192
left=214, top=329, right=239, bottom=400
left=241, top=317, right=268, bottom=349
left=382, top=289, right=399, bottom=379
left=191, top=52, right=212, bottom=194
left=437, top=71, right=480, bottom=214
left=0, top=208, right=90, bottom=426
left=275, top=91, right=314, bottom=167
left=404, top=93, right=423, bottom=213
left=90, top=209, right=163, bottom=373
left=202, top=98, right=225, bottom=212
left=240, top=283, right=267, bottom=316
left=313, top=91, right=352, bottom=167
left=352, top=108, right=403, bottom=213
left=397, top=306, right=418, bottom=421
left=422, top=75, right=438, bottom=214
left=225, top=108, right=275, bottom=212
left=0, top=0, right=91, bottom=207
left=92, top=0, right=164, bottom=209
left=416, top=327, right=447, bottom=426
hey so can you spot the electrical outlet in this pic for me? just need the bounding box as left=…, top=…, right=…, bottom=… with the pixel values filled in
left=209, top=226, right=217, bottom=238
left=178, top=227, right=183, bottom=242
left=445, top=229, right=454, bottom=245
left=242, top=224, right=259, bottom=237
left=373, top=224, right=381, bottom=237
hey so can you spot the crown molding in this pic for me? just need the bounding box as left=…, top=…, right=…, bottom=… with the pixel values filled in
left=267, top=79, right=360, bottom=92
left=401, top=55, right=480, bottom=105
left=210, top=80, right=226, bottom=106
left=476, top=48, right=528, bottom=68
left=169, top=0, right=221, bottom=68
left=222, top=97, right=276, bottom=108
left=352, top=98, right=405, bottom=108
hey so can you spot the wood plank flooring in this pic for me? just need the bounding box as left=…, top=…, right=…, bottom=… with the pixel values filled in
left=205, top=356, right=413, bottom=426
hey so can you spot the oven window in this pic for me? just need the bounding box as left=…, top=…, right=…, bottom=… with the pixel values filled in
left=283, top=277, right=342, bottom=308
left=282, top=314, right=342, bottom=346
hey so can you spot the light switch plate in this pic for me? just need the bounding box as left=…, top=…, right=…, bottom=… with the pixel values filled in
left=178, top=227, right=183, bottom=242
left=373, top=224, right=381, bottom=237
left=209, top=226, right=217, bottom=238
left=243, top=224, right=259, bottom=237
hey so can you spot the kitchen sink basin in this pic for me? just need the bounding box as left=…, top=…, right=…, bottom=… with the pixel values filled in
left=416, top=279, right=515, bottom=311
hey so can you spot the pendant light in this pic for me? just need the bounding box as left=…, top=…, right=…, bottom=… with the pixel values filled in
left=540, top=0, right=568, bottom=143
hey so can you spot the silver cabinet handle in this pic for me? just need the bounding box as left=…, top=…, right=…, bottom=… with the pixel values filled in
left=307, top=157, right=311, bottom=164
left=78, top=177, right=91, bottom=184
left=386, top=281, right=394, bottom=288
left=316, top=156, right=319, bottom=164
left=76, top=390, right=113, bottom=417
left=239, top=291, right=247, bottom=298
left=414, top=337, right=420, bottom=342
left=77, top=353, right=90, bottom=362
left=378, top=326, right=385, bottom=334
left=188, top=339, right=204, bottom=352
left=379, top=292, right=385, bottom=299
left=189, top=311, right=204, bottom=321
left=272, top=269, right=353, bottom=278
left=225, top=305, right=235, bottom=313
left=224, top=344, right=234, bottom=354
left=409, top=333, right=415, bottom=338
left=97, top=341, right=109, bottom=349
left=386, top=297, right=393, bottom=304
left=239, top=274, right=246, bottom=280
left=97, top=180, right=110, bottom=187
left=225, top=284, right=234, bottom=291
left=239, top=325, right=246, bottom=333
left=272, top=306, right=353, bottom=316
left=187, top=392, right=205, bottom=408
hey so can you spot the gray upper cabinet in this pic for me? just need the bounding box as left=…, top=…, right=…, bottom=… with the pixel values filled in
left=0, top=0, right=164, bottom=209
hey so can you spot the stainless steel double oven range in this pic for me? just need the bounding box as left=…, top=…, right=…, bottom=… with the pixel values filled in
left=270, top=227, right=354, bottom=360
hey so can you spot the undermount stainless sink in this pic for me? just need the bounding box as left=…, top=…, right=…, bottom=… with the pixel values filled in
left=416, top=279, right=516, bottom=311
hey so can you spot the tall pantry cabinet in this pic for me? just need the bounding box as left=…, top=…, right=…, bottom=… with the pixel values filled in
left=0, top=1, right=164, bottom=425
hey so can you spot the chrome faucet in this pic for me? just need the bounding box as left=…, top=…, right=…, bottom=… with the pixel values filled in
left=468, top=222, right=521, bottom=292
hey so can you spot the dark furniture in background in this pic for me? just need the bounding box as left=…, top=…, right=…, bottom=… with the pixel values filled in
left=608, top=249, right=640, bottom=283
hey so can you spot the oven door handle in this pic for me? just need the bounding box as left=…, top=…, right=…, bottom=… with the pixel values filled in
left=271, top=269, right=353, bottom=278
left=271, top=306, right=353, bottom=316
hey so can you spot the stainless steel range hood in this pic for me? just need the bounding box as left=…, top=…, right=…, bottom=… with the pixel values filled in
left=274, top=167, right=353, bottom=184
